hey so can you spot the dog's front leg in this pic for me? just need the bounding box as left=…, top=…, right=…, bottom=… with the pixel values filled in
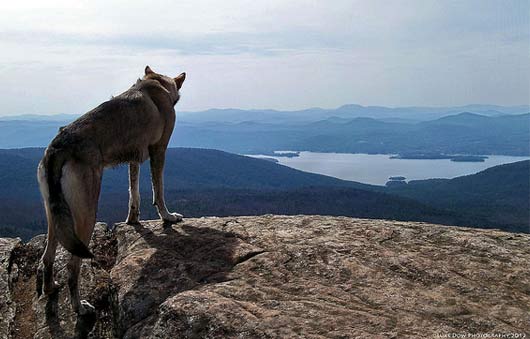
left=149, top=146, right=183, bottom=223
left=126, top=162, right=141, bottom=224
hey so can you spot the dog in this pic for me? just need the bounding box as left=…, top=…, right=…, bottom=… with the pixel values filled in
left=36, top=66, right=186, bottom=314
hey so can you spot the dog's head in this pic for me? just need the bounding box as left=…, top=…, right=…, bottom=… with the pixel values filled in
left=143, top=66, right=186, bottom=105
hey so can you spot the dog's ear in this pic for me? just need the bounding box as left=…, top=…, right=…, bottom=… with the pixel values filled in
left=174, top=72, right=186, bottom=90
left=145, top=66, right=155, bottom=75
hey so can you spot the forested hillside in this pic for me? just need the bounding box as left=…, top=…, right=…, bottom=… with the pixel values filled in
left=0, top=148, right=527, bottom=239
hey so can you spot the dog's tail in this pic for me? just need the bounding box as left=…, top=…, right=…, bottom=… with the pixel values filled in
left=39, top=149, right=94, bottom=258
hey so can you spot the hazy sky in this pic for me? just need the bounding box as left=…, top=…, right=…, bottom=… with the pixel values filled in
left=0, top=0, right=528, bottom=115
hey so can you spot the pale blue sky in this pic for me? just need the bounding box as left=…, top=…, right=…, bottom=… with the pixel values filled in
left=0, top=0, right=528, bottom=115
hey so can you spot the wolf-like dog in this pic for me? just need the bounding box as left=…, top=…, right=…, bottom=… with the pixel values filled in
left=37, top=66, right=186, bottom=314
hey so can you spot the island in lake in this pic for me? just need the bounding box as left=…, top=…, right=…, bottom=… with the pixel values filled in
left=259, top=151, right=301, bottom=158
left=449, top=155, right=488, bottom=162
left=390, top=153, right=488, bottom=162
left=386, top=176, right=407, bottom=187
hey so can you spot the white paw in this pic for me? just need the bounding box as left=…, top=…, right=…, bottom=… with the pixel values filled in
left=163, top=212, right=183, bottom=223
left=78, top=300, right=96, bottom=315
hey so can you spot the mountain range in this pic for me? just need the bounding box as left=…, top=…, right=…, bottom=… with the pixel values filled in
left=0, top=105, right=528, bottom=155
left=177, top=103, right=530, bottom=123
left=0, top=103, right=527, bottom=238
left=171, top=112, right=530, bottom=155
left=3, top=103, right=528, bottom=124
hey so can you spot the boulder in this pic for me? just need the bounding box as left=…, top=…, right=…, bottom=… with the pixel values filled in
left=0, top=216, right=528, bottom=338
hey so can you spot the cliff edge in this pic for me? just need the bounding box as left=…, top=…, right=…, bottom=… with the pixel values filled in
left=1, top=215, right=529, bottom=338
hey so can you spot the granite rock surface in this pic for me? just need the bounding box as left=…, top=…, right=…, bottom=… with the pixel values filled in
left=0, top=216, right=528, bottom=338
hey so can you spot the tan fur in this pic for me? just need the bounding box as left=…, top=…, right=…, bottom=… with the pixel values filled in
left=37, top=66, right=186, bottom=314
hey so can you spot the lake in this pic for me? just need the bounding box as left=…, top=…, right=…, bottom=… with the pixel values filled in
left=248, top=152, right=530, bottom=185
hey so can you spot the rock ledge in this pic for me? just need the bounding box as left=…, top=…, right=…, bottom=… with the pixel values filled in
left=1, top=215, right=529, bottom=338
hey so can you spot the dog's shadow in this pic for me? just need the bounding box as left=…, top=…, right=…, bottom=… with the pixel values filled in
left=116, top=220, right=243, bottom=336
left=40, top=219, right=243, bottom=338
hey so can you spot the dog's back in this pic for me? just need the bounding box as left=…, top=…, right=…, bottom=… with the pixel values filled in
left=49, top=80, right=172, bottom=167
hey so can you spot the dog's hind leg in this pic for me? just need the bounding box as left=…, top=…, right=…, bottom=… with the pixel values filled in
left=126, top=162, right=141, bottom=224
left=62, top=161, right=102, bottom=314
left=148, top=146, right=182, bottom=223
left=39, top=202, right=60, bottom=295
left=37, top=162, right=60, bottom=296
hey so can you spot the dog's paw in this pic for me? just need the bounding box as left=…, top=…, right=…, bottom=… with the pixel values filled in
left=163, top=212, right=183, bottom=224
left=77, top=300, right=96, bottom=316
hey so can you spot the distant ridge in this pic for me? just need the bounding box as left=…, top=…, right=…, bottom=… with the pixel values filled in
left=178, top=103, right=529, bottom=123
left=1, top=103, right=528, bottom=123
left=0, top=110, right=528, bottom=154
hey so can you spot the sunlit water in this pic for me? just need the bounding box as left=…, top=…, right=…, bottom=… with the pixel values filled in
left=248, top=152, right=530, bottom=186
